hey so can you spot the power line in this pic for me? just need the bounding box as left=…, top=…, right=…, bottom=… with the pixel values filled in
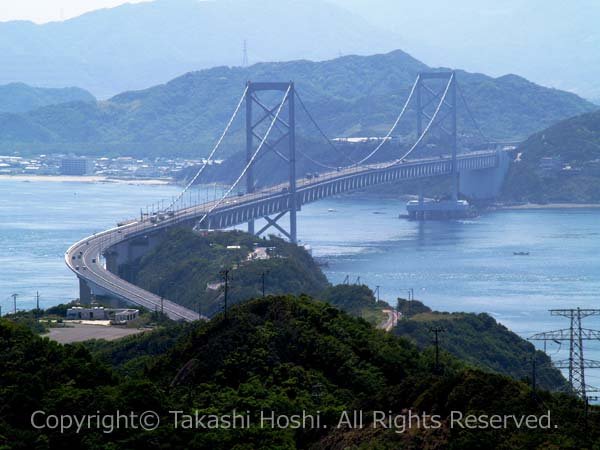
left=529, top=308, right=600, bottom=399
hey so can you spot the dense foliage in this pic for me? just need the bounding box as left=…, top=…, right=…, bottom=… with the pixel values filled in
left=0, top=51, right=594, bottom=157
left=124, top=229, right=329, bottom=317
left=320, top=284, right=388, bottom=323
left=394, top=307, right=567, bottom=392
left=501, top=109, right=600, bottom=203
left=1, top=296, right=598, bottom=449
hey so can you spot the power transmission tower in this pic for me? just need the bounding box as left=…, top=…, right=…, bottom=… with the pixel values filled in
left=529, top=308, right=600, bottom=399
left=430, top=327, right=445, bottom=374
left=242, top=39, right=248, bottom=67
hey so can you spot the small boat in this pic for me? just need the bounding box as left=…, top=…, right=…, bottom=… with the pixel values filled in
left=513, top=252, right=530, bottom=256
left=327, top=208, right=336, bottom=213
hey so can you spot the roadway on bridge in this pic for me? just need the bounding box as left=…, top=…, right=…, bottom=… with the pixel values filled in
left=65, top=151, right=497, bottom=322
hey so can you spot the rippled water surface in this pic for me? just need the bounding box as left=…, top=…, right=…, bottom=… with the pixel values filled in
left=2, top=180, right=599, bottom=376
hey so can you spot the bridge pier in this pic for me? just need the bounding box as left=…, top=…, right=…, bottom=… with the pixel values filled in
left=79, top=277, right=93, bottom=304
left=459, top=150, right=511, bottom=199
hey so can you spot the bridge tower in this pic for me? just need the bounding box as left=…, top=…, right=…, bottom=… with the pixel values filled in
left=415, top=72, right=458, bottom=200
left=245, top=82, right=298, bottom=243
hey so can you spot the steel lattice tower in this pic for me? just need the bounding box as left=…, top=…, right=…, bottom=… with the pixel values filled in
left=245, top=82, right=298, bottom=243
left=530, top=308, right=600, bottom=399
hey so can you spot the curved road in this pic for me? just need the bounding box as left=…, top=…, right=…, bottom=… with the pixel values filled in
left=65, top=151, right=499, bottom=322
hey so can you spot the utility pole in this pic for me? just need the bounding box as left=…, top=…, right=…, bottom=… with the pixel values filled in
left=261, top=271, right=269, bottom=298
left=529, top=308, right=600, bottom=399
left=11, top=293, right=18, bottom=315
left=35, top=291, right=40, bottom=319
left=529, top=352, right=537, bottom=399
left=221, top=269, right=231, bottom=320
left=430, top=327, right=445, bottom=374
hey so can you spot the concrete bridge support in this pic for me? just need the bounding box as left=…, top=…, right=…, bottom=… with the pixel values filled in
left=104, top=231, right=168, bottom=277
left=79, top=278, right=93, bottom=304
left=459, top=150, right=512, bottom=199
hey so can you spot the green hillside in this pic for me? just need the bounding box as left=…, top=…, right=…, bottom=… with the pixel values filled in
left=0, top=83, right=95, bottom=114
left=123, top=228, right=329, bottom=317
left=0, top=51, right=594, bottom=158
left=394, top=300, right=566, bottom=391
left=125, top=229, right=567, bottom=391
left=501, top=109, right=600, bottom=203
left=2, top=296, right=597, bottom=449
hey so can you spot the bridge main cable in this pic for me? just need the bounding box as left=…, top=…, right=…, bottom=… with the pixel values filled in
left=197, top=85, right=292, bottom=227
left=352, top=75, right=420, bottom=166
left=384, top=72, right=455, bottom=168
left=167, top=85, right=250, bottom=212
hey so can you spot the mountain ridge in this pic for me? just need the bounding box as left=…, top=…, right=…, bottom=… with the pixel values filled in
left=0, top=50, right=595, bottom=158
left=0, top=0, right=401, bottom=97
left=0, top=82, right=95, bottom=114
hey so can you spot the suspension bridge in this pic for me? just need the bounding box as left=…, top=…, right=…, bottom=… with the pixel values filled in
left=66, top=71, right=515, bottom=321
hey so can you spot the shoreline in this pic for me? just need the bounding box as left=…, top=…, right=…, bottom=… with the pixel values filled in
left=0, top=174, right=173, bottom=185
left=493, top=202, right=600, bottom=210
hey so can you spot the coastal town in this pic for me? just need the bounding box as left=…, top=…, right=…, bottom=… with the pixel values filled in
left=0, top=153, right=222, bottom=180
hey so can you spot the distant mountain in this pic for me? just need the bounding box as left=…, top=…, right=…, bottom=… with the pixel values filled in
left=0, top=83, right=95, bottom=113
left=0, top=0, right=401, bottom=97
left=502, top=109, right=600, bottom=203
left=0, top=50, right=595, bottom=158
left=330, top=0, right=600, bottom=101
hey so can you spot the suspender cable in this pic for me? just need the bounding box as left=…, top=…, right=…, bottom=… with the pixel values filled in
left=352, top=75, right=420, bottom=166
left=197, top=85, right=292, bottom=227
left=383, top=73, right=454, bottom=169
left=167, top=86, right=249, bottom=212
left=294, top=91, right=357, bottom=166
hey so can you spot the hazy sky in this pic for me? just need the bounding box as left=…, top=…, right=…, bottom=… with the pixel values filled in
left=0, top=0, right=150, bottom=23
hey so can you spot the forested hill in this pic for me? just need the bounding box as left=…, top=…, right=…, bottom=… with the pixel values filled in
left=502, top=109, right=600, bottom=203
left=0, top=50, right=595, bottom=157
left=0, top=83, right=95, bottom=113
left=394, top=300, right=566, bottom=391
left=3, top=297, right=596, bottom=449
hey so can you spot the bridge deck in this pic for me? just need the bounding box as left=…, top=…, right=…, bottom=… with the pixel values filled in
left=65, top=150, right=499, bottom=321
